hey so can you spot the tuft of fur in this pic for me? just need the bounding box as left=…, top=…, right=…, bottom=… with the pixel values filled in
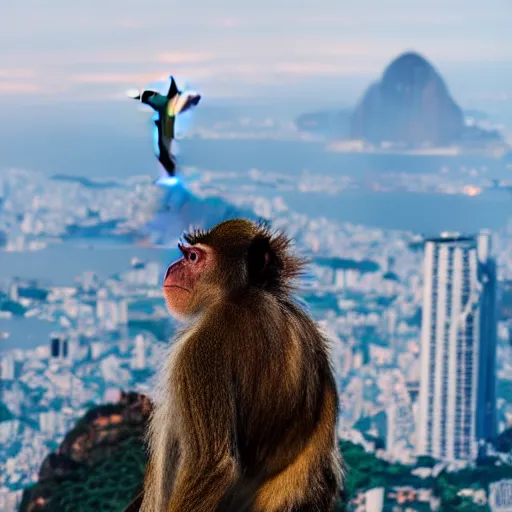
left=183, top=218, right=307, bottom=295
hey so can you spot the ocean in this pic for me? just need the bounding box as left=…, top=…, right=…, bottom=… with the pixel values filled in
left=1, top=126, right=512, bottom=289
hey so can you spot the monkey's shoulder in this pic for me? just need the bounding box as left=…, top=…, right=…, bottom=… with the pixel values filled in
left=170, top=322, right=234, bottom=372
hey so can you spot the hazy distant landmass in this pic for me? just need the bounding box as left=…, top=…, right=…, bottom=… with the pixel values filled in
left=295, top=52, right=507, bottom=152
left=351, top=52, right=465, bottom=147
left=51, top=175, right=126, bottom=189
left=315, top=256, right=380, bottom=273
left=295, top=109, right=352, bottom=139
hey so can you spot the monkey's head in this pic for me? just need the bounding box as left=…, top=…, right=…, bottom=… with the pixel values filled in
left=163, top=218, right=306, bottom=320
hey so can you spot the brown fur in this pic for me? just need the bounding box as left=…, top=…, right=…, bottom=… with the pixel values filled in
left=138, top=219, right=344, bottom=512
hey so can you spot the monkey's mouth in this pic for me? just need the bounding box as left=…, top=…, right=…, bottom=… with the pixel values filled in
left=164, top=285, right=191, bottom=292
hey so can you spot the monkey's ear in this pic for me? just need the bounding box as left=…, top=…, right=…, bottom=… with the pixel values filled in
left=247, top=235, right=273, bottom=283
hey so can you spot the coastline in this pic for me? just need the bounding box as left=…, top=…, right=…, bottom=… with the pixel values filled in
left=326, top=140, right=509, bottom=158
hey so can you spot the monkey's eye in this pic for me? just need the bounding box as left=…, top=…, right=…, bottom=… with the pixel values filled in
left=178, top=243, right=201, bottom=263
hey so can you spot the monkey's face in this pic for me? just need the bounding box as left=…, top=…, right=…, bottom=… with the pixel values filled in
left=164, top=219, right=306, bottom=320
left=163, top=243, right=216, bottom=320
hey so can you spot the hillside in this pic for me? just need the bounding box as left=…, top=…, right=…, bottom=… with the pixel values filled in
left=351, top=52, right=464, bottom=147
left=19, top=393, right=151, bottom=512
left=19, top=393, right=511, bottom=511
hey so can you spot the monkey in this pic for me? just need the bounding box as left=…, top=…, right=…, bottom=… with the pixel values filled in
left=138, top=218, right=344, bottom=512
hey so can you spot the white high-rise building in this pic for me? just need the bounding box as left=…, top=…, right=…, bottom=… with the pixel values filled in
left=386, top=401, right=415, bottom=453
left=118, top=299, right=128, bottom=324
left=416, top=231, right=497, bottom=461
left=0, top=352, right=15, bottom=380
left=131, top=334, right=146, bottom=370
left=39, top=410, right=58, bottom=437
left=8, top=282, right=18, bottom=301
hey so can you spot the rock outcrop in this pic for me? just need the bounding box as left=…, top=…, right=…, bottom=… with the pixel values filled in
left=19, top=392, right=152, bottom=512
left=295, top=52, right=507, bottom=152
left=350, top=52, right=465, bottom=147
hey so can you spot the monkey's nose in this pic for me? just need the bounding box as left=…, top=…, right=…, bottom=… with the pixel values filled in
left=163, top=259, right=183, bottom=285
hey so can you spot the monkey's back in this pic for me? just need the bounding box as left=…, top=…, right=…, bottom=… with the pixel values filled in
left=143, top=218, right=344, bottom=512
left=217, top=294, right=341, bottom=508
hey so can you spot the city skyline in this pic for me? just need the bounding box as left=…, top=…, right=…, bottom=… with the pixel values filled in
left=1, top=163, right=511, bottom=510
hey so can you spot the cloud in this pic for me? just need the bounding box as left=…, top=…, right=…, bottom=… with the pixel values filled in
left=155, top=52, right=212, bottom=65
left=205, top=16, right=243, bottom=28
left=0, top=69, right=39, bottom=95
left=475, top=92, right=512, bottom=102
left=0, top=69, right=37, bottom=79
left=307, top=43, right=398, bottom=59
left=0, top=50, right=213, bottom=69
left=70, top=67, right=216, bottom=86
left=10, top=55, right=378, bottom=96
left=423, top=41, right=512, bottom=62
left=273, top=62, right=377, bottom=76
left=70, top=72, right=172, bottom=85
left=0, top=82, right=40, bottom=94
left=115, top=18, right=145, bottom=29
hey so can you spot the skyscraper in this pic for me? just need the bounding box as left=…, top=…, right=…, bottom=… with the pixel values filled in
left=50, top=333, right=75, bottom=364
left=416, top=231, right=497, bottom=461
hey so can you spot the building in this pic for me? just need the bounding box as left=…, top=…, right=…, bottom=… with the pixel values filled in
left=386, top=401, right=415, bottom=454
left=0, top=489, right=23, bottom=511
left=500, top=279, right=512, bottom=320
left=348, top=487, right=384, bottom=511
left=489, top=479, right=512, bottom=511
left=130, top=334, right=146, bottom=370
left=0, top=352, right=15, bottom=381
left=96, top=292, right=128, bottom=331
left=406, top=380, right=420, bottom=404
left=49, top=333, right=77, bottom=365
left=416, top=231, right=497, bottom=461
left=39, top=410, right=67, bottom=437
left=50, top=334, right=69, bottom=360
left=348, top=486, right=439, bottom=511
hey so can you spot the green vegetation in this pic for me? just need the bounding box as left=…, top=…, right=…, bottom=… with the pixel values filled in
left=20, top=438, right=146, bottom=512
left=334, top=440, right=512, bottom=511
left=338, top=440, right=421, bottom=501
left=20, top=416, right=512, bottom=511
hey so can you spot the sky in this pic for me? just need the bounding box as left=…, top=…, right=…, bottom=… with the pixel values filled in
left=1, top=0, right=511, bottom=108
